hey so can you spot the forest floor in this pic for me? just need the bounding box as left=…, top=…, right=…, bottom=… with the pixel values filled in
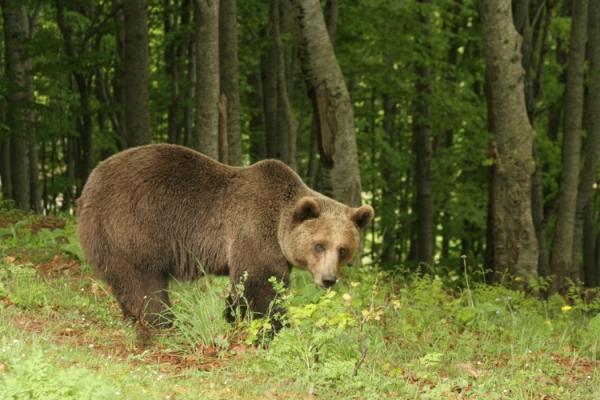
left=1, top=211, right=600, bottom=399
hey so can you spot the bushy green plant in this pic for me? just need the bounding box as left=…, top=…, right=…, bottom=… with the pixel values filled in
left=0, top=351, right=118, bottom=400
left=163, top=277, right=231, bottom=352
left=0, top=216, right=83, bottom=263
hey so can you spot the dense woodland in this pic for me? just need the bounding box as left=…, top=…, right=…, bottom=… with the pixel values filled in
left=0, top=0, right=599, bottom=292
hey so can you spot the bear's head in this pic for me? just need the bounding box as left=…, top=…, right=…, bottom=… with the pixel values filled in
left=280, top=196, right=374, bottom=288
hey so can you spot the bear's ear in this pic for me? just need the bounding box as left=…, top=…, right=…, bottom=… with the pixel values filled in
left=293, top=197, right=321, bottom=222
left=351, top=205, right=374, bottom=229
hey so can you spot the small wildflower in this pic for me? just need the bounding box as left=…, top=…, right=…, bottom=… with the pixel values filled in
left=362, top=309, right=370, bottom=319
left=561, top=305, right=572, bottom=313
left=342, top=293, right=352, bottom=302
left=350, top=281, right=360, bottom=288
left=392, top=300, right=401, bottom=310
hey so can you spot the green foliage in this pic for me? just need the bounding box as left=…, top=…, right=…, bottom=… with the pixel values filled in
left=1, top=245, right=600, bottom=398
left=0, top=216, right=83, bottom=262
left=2, top=0, right=591, bottom=285
left=164, top=277, right=231, bottom=352
left=0, top=351, right=117, bottom=400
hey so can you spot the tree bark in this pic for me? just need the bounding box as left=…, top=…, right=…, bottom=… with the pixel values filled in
left=513, top=0, right=554, bottom=278
left=290, top=0, right=362, bottom=206
left=550, top=0, right=588, bottom=292
left=573, top=0, right=600, bottom=283
left=182, top=0, right=195, bottom=147
left=113, top=2, right=127, bottom=149
left=531, top=142, right=550, bottom=276
left=261, top=27, right=279, bottom=159
left=1, top=0, right=32, bottom=210
left=0, top=137, right=11, bottom=199
left=195, top=0, right=219, bottom=159
left=380, top=94, right=399, bottom=267
left=272, top=0, right=297, bottom=170
left=324, top=0, right=337, bottom=41
left=248, top=71, right=266, bottom=162
left=583, top=201, right=595, bottom=286
left=480, top=0, right=539, bottom=284
left=414, top=0, right=434, bottom=267
left=595, top=232, right=600, bottom=287
left=218, top=94, right=228, bottom=164
left=123, top=0, right=151, bottom=147
left=56, top=0, right=94, bottom=185
left=164, top=0, right=180, bottom=144
left=219, top=0, right=241, bottom=164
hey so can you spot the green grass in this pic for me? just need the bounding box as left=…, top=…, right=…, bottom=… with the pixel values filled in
left=1, top=212, right=600, bottom=399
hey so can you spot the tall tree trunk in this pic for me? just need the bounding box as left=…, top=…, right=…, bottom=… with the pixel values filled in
left=480, top=0, right=539, bottom=284
left=261, top=28, right=279, bottom=159
left=28, top=140, right=40, bottom=212
left=217, top=94, right=228, bottom=163
left=414, top=0, right=434, bottom=266
left=306, top=112, right=320, bottom=188
left=95, top=68, right=125, bottom=151
left=290, top=0, right=362, bottom=206
left=583, top=201, right=595, bottom=286
left=76, top=77, right=93, bottom=185
left=56, top=1, right=93, bottom=185
left=380, top=94, right=399, bottom=267
left=531, top=143, right=550, bottom=276
left=123, top=0, right=151, bottom=147
left=164, top=0, right=179, bottom=144
left=272, top=0, right=297, bottom=170
left=324, top=0, right=337, bottom=41
left=2, top=0, right=32, bottom=210
left=62, top=136, right=75, bottom=211
left=181, top=0, right=195, bottom=147
left=513, top=0, right=554, bottom=278
left=573, top=0, right=600, bottom=283
left=195, top=0, right=219, bottom=159
left=248, top=71, right=266, bottom=162
left=550, top=0, right=588, bottom=293
left=113, top=3, right=127, bottom=149
left=595, top=232, right=600, bottom=287
left=219, top=0, right=241, bottom=164
left=0, top=137, right=11, bottom=199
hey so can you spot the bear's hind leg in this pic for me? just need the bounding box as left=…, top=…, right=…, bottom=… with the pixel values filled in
left=102, top=259, right=173, bottom=328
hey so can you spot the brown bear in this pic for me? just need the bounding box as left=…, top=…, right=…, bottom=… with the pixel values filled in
left=76, top=144, right=373, bottom=328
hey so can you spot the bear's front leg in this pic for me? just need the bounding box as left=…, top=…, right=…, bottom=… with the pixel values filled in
left=225, top=266, right=290, bottom=331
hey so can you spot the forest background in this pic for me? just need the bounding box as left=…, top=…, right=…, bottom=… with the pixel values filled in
left=2, top=1, right=600, bottom=399
left=1, top=0, right=600, bottom=292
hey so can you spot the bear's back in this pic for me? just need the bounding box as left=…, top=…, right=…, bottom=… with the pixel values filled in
left=77, top=144, right=311, bottom=278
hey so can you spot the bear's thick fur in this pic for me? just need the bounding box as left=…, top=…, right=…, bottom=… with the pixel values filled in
left=77, top=144, right=373, bottom=327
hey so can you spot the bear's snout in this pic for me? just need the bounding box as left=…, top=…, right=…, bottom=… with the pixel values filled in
left=321, top=275, right=338, bottom=288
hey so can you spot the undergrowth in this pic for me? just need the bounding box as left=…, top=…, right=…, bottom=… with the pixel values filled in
left=1, top=213, right=600, bottom=399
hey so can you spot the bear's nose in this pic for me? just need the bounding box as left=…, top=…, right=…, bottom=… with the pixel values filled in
left=322, top=276, right=337, bottom=288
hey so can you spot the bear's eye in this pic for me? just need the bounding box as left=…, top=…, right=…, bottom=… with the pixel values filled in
left=314, top=243, right=326, bottom=253
left=339, top=247, right=348, bottom=259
